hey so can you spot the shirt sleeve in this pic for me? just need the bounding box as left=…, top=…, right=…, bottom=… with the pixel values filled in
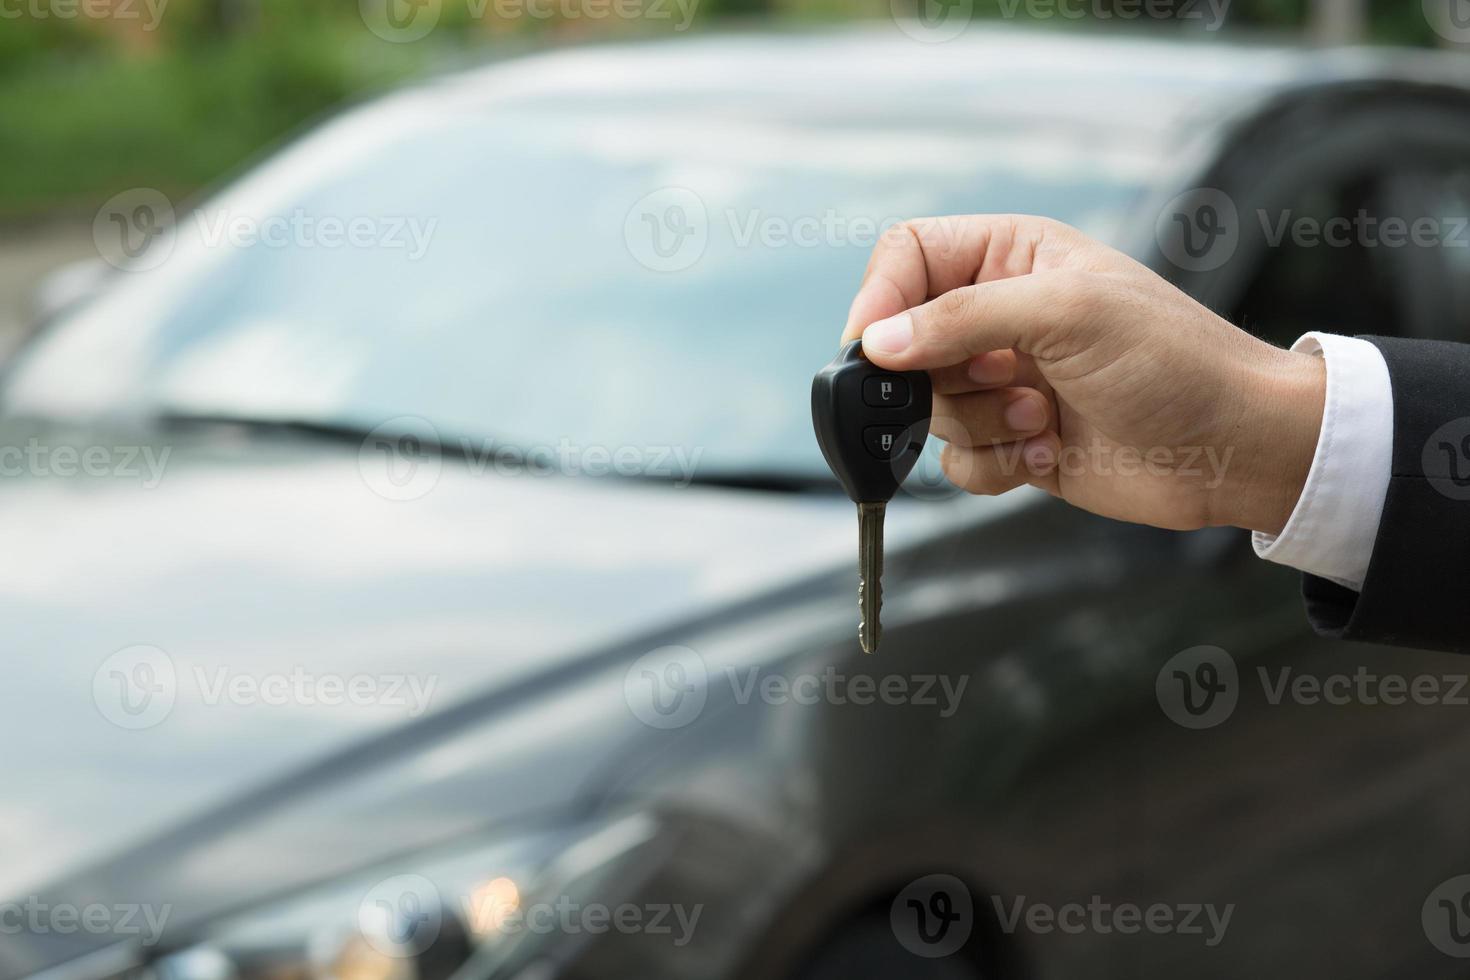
left=1251, top=332, right=1393, bottom=592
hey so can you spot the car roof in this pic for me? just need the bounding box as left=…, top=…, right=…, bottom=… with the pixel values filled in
left=419, top=23, right=1470, bottom=146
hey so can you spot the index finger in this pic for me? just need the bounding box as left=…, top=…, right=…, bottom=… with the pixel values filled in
left=839, top=214, right=1093, bottom=345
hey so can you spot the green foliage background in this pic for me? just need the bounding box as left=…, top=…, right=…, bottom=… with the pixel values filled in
left=0, top=0, right=1446, bottom=218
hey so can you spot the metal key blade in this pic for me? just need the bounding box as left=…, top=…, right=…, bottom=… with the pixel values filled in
left=857, top=501, right=885, bottom=653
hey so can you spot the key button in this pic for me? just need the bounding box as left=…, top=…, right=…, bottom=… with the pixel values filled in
left=863, top=375, right=910, bottom=407
left=864, top=425, right=908, bottom=460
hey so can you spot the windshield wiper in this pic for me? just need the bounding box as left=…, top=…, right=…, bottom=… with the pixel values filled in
left=679, top=470, right=840, bottom=494
left=153, top=411, right=390, bottom=449
left=154, top=412, right=839, bottom=493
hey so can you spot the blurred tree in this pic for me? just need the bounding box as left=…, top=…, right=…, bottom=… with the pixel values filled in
left=0, top=8, right=114, bottom=76
left=199, top=0, right=262, bottom=36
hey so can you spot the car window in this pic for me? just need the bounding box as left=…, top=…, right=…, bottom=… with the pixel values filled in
left=1231, top=162, right=1470, bottom=346
left=1, top=93, right=1155, bottom=482
left=1230, top=175, right=1416, bottom=346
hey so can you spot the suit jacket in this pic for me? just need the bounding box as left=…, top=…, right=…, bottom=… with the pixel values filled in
left=1304, top=336, right=1470, bottom=654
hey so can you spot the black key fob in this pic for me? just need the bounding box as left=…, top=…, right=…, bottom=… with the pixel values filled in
left=811, top=339, right=932, bottom=503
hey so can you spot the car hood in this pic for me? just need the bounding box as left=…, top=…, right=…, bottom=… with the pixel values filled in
left=0, top=421, right=880, bottom=899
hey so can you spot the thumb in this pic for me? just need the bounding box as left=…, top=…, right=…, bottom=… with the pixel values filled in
left=860, top=270, right=1088, bottom=372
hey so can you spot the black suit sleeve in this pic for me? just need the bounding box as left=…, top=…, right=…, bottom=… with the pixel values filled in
left=1302, top=336, right=1470, bottom=654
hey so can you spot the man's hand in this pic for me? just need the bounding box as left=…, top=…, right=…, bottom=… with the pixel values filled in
left=842, top=215, right=1326, bottom=534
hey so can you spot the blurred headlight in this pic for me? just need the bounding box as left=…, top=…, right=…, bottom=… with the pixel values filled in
left=120, top=814, right=659, bottom=980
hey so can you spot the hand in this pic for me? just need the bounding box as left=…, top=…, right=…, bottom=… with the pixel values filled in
left=841, top=215, right=1326, bottom=534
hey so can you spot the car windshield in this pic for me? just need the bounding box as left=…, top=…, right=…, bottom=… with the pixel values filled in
left=2, top=81, right=1156, bottom=480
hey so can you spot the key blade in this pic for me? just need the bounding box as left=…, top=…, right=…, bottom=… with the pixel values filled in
left=857, top=501, right=885, bottom=653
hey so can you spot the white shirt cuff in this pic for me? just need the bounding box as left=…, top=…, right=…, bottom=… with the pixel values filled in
left=1252, top=332, right=1393, bottom=592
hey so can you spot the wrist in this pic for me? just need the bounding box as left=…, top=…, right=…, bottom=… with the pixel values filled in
left=1215, top=344, right=1327, bottom=535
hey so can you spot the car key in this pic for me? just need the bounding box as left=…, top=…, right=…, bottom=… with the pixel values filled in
left=811, top=339, right=932, bottom=653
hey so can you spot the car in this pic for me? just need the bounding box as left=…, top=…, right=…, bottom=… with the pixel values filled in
left=5, top=23, right=1470, bottom=980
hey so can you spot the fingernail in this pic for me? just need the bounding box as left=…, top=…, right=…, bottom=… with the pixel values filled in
left=863, top=313, right=913, bottom=355
left=968, top=353, right=1010, bottom=385
left=1004, top=397, right=1045, bottom=433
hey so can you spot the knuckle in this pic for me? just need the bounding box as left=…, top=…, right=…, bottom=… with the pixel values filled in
left=1032, top=215, right=1082, bottom=241
left=1043, top=270, right=1108, bottom=343
left=877, top=218, right=921, bottom=254
left=930, top=286, right=979, bottom=330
